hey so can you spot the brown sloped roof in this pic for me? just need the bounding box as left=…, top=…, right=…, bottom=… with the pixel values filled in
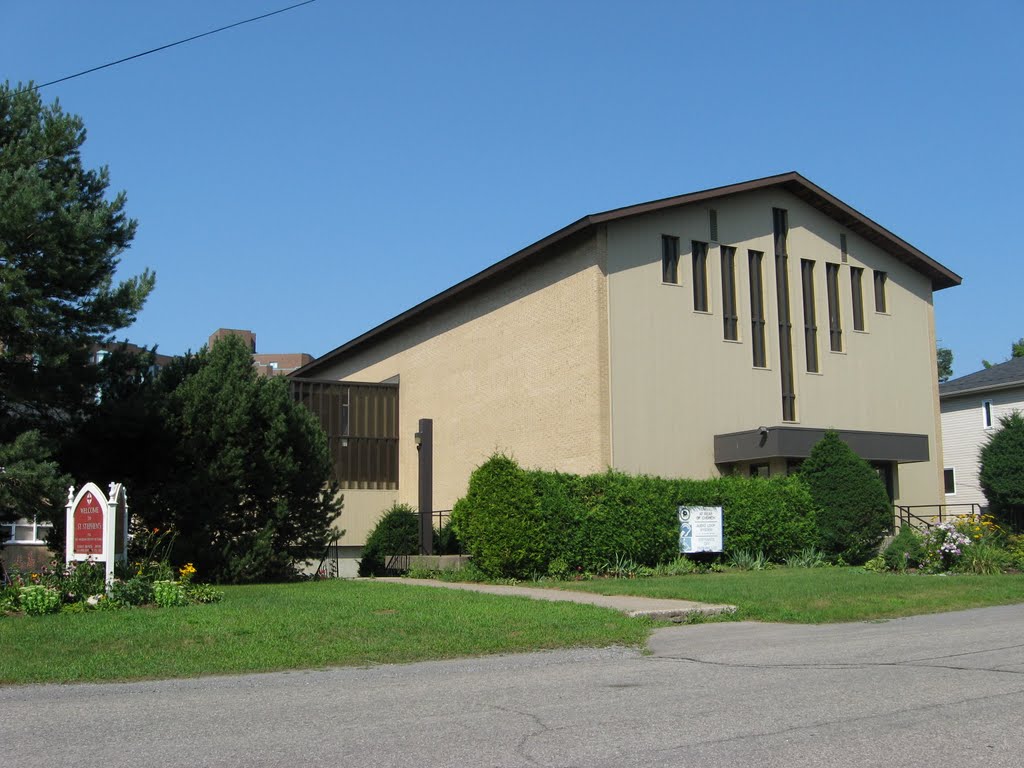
left=296, top=171, right=961, bottom=378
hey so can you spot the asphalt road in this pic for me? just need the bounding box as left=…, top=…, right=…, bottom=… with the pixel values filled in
left=4, top=603, right=1023, bottom=767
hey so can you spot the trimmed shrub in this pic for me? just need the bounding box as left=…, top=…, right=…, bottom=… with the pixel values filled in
left=800, top=431, right=892, bottom=564
left=883, top=525, right=925, bottom=571
left=452, top=453, right=818, bottom=578
left=979, top=411, right=1024, bottom=530
left=358, top=503, right=420, bottom=577
left=450, top=455, right=554, bottom=578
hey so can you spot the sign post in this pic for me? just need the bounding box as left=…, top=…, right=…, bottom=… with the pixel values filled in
left=678, top=505, right=723, bottom=554
left=66, top=482, right=129, bottom=586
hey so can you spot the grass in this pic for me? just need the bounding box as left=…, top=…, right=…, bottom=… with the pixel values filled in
left=547, top=567, right=1024, bottom=623
left=4, top=569, right=1023, bottom=686
left=0, top=580, right=650, bottom=686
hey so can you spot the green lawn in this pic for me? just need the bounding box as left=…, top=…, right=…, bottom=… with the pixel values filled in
left=548, top=567, right=1024, bottom=623
left=4, top=569, right=1023, bottom=686
left=0, top=580, right=650, bottom=686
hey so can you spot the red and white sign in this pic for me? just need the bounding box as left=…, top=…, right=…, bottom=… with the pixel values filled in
left=66, top=482, right=129, bottom=586
left=73, top=490, right=105, bottom=554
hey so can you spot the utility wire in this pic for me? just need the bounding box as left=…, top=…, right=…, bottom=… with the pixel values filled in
left=24, top=0, right=318, bottom=92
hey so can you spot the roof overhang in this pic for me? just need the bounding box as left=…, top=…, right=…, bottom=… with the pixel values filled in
left=714, top=426, right=930, bottom=465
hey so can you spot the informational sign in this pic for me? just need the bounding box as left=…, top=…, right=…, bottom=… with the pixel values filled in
left=678, top=505, right=723, bottom=554
left=66, top=482, right=129, bottom=586
left=73, top=489, right=105, bottom=554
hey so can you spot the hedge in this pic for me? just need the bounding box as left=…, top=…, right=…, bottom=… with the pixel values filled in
left=450, top=454, right=818, bottom=578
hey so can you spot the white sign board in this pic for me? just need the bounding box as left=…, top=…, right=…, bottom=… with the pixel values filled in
left=678, top=505, right=723, bottom=554
left=65, top=482, right=129, bottom=585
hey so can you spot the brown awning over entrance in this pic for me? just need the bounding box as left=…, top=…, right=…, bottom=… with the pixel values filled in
left=713, top=427, right=929, bottom=465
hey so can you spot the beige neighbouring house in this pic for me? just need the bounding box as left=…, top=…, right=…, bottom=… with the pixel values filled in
left=292, top=172, right=961, bottom=565
left=939, top=356, right=1024, bottom=509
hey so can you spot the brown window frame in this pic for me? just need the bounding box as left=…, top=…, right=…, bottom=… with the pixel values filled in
left=800, top=259, right=819, bottom=372
left=721, top=246, right=738, bottom=340
left=748, top=250, right=767, bottom=368
left=850, top=266, right=865, bottom=331
left=826, top=262, right=843, bottom=352
left=692, top=241, right=709, bottom=311
left=662, top=235, right=680, bottom=284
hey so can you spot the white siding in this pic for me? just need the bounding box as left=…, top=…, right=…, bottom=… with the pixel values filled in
left=940, top=385, right=1024, bottom=508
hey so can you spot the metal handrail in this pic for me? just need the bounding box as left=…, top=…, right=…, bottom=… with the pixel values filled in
left=894, top=503, right=984, bottom=531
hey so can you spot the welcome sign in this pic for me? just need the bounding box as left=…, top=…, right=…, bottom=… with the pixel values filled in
left=66, top=482, right=129, bottom=584
left=678, top=505, right=723, bottom=554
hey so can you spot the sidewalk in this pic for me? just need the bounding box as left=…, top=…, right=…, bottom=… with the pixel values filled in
left=373, top=577, right=735, bottom=621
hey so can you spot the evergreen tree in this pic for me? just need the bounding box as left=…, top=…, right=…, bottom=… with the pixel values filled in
left=979, top=411, right=1024, bottom=530
left=800, top=431, right=892, bottom=564
left=143, top=336, right=341, bottom=582
left=0, top=431, right=69, bottom=526
left=0, top=82, right=154, bottom=442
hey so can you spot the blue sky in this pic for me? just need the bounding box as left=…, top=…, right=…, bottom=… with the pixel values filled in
left=4, top=1, right=1022, bottom=377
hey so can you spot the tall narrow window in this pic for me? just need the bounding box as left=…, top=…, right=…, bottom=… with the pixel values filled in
left=873, top=269, right=888, bottom=312
left=850, top=266, right=865, bottom=331
left=944, top=468, right=956, bottom=495
left=721, top=246, right=738, bottom=340
left=662, top=235, right=680, bottom=284
left=773, top=208, right=796, bottom=421
left=800, top=260, right=818, bottom=372
left=748, top=250, right=766, bottom=367
left=840, top=233, right=849, bottom=263
left=692, top=241, right=709, bottom=311
left=709, top=209, right=719, bottom=242
left=983, top=400, right=993, bottom=429
left=826, top=263, right=842, bottom=352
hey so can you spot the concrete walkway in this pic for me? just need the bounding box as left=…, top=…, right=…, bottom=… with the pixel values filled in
left=373, top=577, right=735, bottom=620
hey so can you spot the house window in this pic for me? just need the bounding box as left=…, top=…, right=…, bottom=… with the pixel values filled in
left=2, top=517, right=53, bottom=545
left=773, top=208, right=796, bottom=421
left=721, top=246, right=738, bottom=340
left=750, top=463, right=770, bottom=478
left=692, top=241, right=709, bottom=311
left=662, top=235, right=680, bottom=284
left=983, top=400, right=993, bottom=429
left=826, top=263, right=843, bottom=352
left=840, top=232, right=848, bottom=263
left=709, top=209, right=719, bottom=242
left=800, top=259, right=818, bottom=372
left=850, top=266, right=865, bottom=331
left=873, top=269, right=888, bottom=312
left=749, top=250, right=767, bottom=367
left=944, top=468, right=956, bottom=495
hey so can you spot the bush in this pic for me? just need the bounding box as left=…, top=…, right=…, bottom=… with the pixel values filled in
left=883, top=526, right=926, bottom=571
left=109, top=576, right=154, bottom=606
left=451, top=455, right=555, bottom=578
left=452, top=454, right=818, bottom=578
left=359, top=503, right=421, bottom=576
left=19, top=585, right=61, bottom=616
left=800, top=431, right=892, bottom=564
left=979, top=411, right=1024, bottom=530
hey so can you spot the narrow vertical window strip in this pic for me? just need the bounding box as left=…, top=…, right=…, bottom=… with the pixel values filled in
left=851, top=267, right=865, bottom=331
left=826, top=263, right=843, bottom=351
left=800, top=259, right=818, bottom=372
left=749, top=250, right=766, bottom=367
left=773, top=208, right=796, bottom=421
left=873, top=269, right=887, bottom=312
left=983, top=400, right=993, bottom=429
left=721, top=246, right=738, bottom=340
left=662, top=235, right=680, bottom=284
left=692, top=241, right=709, bottom=311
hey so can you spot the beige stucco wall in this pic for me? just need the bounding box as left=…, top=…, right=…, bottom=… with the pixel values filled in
left=606, top=187, right=944, bottom=506
left=311, top=232, right=612, bottom=541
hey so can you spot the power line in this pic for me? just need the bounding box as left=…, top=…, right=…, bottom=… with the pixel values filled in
left=23, top=0, right=318, bottom=92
